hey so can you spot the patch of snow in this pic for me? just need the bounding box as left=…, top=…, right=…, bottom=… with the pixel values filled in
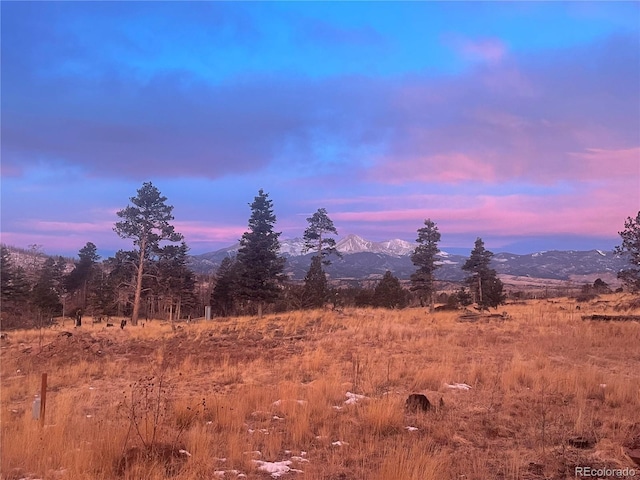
left=179, top=449, right=191, bottom=457
left=273, top=415, right=284, bottom=420
left=291, top=456, right=310, bottom=463
left=214, top=470, right=242, bottom=478
left=272, top=399, right=307, bottom=407
left=344, top=392, right=367, bottom=405
left=596, top=250, right=606, bottom=257
left=446, top=383, right=472, bottom=391
left=405, top=426, right=419, bottom=432
left=253, top=460, right=293, bottom=478
left=599, top=384, right=607, bottom=388
left=331, top=441, right=348, bottom=446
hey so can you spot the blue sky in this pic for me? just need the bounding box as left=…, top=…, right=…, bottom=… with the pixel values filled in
left=1, top=1, right=639, bottom=257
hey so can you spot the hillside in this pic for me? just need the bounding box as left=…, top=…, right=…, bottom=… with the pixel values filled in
left=188, top=234, right=628, bottom=285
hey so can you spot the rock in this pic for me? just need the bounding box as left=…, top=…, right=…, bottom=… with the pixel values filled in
left=405, top=393, right=431, bottom=412
left=567, top=435, right=595, bottom=449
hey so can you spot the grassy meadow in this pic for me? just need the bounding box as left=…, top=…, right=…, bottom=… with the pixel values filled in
left=1, top=294, right=639, bottom=479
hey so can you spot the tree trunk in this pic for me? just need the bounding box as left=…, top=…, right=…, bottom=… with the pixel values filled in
left=257, top=301, right=263, bottom=319
left=477, top=275, right=483, bottom=306
left=131, top=239, right=146, bottom=326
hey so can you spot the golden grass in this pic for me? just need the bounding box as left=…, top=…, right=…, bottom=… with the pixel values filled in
left=1, top=294, right=639, bottom=479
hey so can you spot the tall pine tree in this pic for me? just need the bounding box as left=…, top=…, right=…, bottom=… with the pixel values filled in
left=237, top=189, right=285, bottom=318
left=302, top=208, right=339, bottom=308
left=114, top=182, right=183, bottom=325
left=303, top=208, right=340, bottom=264
left=410, top=219, right=441, bottom=311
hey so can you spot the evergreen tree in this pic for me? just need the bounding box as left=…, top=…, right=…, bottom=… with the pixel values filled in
left=31, top=257, right=64, bottom=323
left=1, top=246, right=29, bottom=303
left=301, top=208, right=339, bottom=309
left=64, top=242, right=100, bottom=310
left=303, top=208, right=340, bottom=264
left=88, top=268, right=118, bottom=319
left=237, top=189, right=285, bottom=318
left=302, top=255, right=328, bottom=309
left=114, top=182, right=183, bottom=325
left=156, top=242, right=197, bottom=321
left=455, top=286, right=473, bottom=307
left=210, top=257, right=240, bottom=317
left=462, top=238, right=505, bottom=310
left=615, top=211, right=640, bottom=292
left=374, top=270, right=409, bottom=309
left=1, top=246, right=31, bottom=324
left=410, top=219, right=441, bottom=311
left=104, top=250, right=138, bottom=317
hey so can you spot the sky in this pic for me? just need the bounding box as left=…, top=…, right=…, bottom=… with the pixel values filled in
left=1, top=1, right=639, bottom=258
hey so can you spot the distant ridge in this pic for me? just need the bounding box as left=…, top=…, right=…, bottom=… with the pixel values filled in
left=188, top=234, right=628, bottom=284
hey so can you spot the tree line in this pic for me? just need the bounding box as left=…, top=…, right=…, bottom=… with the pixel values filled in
left=2, top=183, right=639, bottom=328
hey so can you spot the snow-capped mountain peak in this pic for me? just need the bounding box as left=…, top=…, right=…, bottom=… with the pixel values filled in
left=336, top=234, right=375, bottom=254
left=334, top=234, right=415, bottom=257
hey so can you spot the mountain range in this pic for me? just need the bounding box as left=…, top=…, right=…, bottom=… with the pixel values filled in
left=188, top=234, right=628, bottom=285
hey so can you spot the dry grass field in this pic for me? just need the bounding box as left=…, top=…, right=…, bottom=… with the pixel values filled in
left=1, top=294, right=639, bottom=480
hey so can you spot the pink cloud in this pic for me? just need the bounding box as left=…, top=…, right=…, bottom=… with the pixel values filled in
left=331, top=188, right=634, bottom=240
left=29, top=220, right=113, bottom=233
left=568, top=147, right=640, bottom=178
left=371, top=152, right=497, bottom=184
left=173, top=221, right=245, bottom=243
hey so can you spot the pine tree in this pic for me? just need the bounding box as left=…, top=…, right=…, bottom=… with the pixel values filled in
left=1, top=246, right=31, bottom=325
left=156, top=242, right=197, bottom=322
left=31, top=257, right=64, bottom=324
left=211, top=257, right=240, bottom=317
left=301, top=208, right=339, bottom=309
left=236, top=189, right=285, bottom=318
left=64, top=242, right=100, bottom=311
left=302, top=255, right=328, bottom=309
left=462, top=238, right=505, bottom=310
left=410, top=219, right=441, bottom=311
left=374, top=270, right=408, bottom=309
left=303, top=208, right=340, bottom=264
left=114, top=182, right=183, bottom=325
left=615, top=211, right=640, bottom=292
left=104, top=250, right=138, bottom=317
